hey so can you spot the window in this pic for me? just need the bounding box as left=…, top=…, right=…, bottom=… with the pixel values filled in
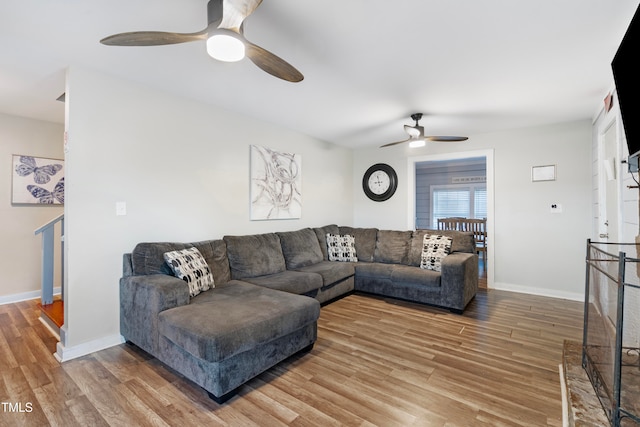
left=474, top=187, right=487, bottom=219
left=431, top=184, right=486, bottom=228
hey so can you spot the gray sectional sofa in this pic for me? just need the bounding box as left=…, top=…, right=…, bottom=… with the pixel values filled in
left=120, top=225, right=478, bottom=403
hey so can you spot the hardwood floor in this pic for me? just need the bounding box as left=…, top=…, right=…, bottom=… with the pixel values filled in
left=478, top=257, right=487, bottom=289
left=0, top=289, right=583, bottom=426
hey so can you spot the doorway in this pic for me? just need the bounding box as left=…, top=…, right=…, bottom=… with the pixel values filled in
left=407, top=149, right=495, bottom=288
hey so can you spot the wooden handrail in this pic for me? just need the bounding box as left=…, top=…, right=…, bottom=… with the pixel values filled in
left=34, top=214, right=64, bottom=305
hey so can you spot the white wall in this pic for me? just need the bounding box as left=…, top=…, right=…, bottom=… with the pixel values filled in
left=0, top=113, right=64, bottom=302
left=60, top=67, right=353, bottom=359
left=591, top=92, right=640, bottom=347
left=353, top=120, right=592, bottom=300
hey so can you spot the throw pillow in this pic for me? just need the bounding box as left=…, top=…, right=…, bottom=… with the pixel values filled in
left=326, top=233, right=358, bottom=262
left=163, top=247, right=214, bottom=297
left=420, top=234, right=453, bottom=272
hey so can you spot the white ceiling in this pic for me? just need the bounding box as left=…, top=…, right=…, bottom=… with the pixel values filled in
left=1, top=0, right=638, bottom=148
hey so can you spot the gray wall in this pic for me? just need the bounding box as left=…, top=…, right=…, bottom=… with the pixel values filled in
left=415, top=158, right=486, bottom=229
left=0, top=113, right=63, bottom=301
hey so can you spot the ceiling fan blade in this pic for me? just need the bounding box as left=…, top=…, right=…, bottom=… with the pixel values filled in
left=245, top=42, right=303, bottom=82
left=380, top=138, right=411, bottom=148
left=426, top=136, right=469, bottom=142
left=100, top=29, right=207, bottom=46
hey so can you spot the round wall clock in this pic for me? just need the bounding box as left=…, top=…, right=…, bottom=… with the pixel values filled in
left=362, top=163, right=398, bottom=202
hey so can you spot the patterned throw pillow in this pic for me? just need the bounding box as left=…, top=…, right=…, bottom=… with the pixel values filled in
left=326, top=233, right=358, bottom=262
left=420, top=234, right=453, bottom=272
left=163, top=247, right=214, bottom=297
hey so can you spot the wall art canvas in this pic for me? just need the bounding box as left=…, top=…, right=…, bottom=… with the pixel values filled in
left=12, top=155, right=65, bottom=204
left=250, top=145, right=301, bottom=220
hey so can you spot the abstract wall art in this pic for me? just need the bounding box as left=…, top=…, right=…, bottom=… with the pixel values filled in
left=250, top=145, right=301, bottom=220
left=12, top=155, right=65, bottom=204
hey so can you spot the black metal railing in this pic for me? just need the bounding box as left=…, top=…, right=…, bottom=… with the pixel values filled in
left=583, top=240, right=640, bottom=426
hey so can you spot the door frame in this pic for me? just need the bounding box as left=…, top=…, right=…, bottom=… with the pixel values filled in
left=407, top=149, right=495, bottom=288
left=596, top=104, right=622, bottom=244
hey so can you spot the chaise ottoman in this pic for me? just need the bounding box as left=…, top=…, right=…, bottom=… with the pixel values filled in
left=157, top=280, right=319, bottom=402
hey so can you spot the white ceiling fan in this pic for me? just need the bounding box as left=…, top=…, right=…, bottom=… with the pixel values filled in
left=100, top=0, right=303, bottom=83
left=381, top=113, right=468, bottom=148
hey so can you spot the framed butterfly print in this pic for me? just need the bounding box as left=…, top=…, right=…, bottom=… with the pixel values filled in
left=12, top=155, right=65, bottom=205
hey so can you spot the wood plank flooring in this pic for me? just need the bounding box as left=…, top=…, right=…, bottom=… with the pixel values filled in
left=0, top=289, right=583, bottom=426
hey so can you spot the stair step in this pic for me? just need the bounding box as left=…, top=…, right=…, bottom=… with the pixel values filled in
left=37, top=300, right=63, bottom=328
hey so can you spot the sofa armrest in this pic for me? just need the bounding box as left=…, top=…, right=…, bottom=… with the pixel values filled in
left=439, top=253, right=479, bottom=312
left=120, top=274, right=190, bottom=355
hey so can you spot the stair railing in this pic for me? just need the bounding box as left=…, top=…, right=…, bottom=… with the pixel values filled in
left=34, top=214, right=64, bottom=305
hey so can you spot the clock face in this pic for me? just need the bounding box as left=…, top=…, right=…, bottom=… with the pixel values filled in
left=368, top=171, right=391, bottom=195
left=362, top=163, right=398, bottom=201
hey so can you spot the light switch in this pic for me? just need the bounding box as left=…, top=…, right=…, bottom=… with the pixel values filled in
left=116, top=202, right=127, bottom=216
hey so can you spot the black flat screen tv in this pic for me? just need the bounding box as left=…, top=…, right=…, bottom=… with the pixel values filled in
left=612, top=5, right=640, bottom=172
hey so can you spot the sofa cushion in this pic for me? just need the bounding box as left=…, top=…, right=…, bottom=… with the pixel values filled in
left=131, top=240, right=231, bottom=285
left=374, top=230, right=412, bottom=264
left=242, top=270, right=323, bottom=295
left=326, top=234, right=358, bottom=262
left=223, top=233, right=286, bottom=279
left=193, top=240, right=232, bottom=286
left=390, top=265, right=441, bottom=288
left=339, top=227, right=378, bottom=262
left=296, top=260, right=355, bottom=287
left=420, top=234, right=453, bottom=272
left=163, top=247, right=214, bottom=297
left=159, top=281, right=320, bottom=363
left=277, top=228, right=324, bottom=269
left=354, top=262, right=395, bottom=280
left=313, top=225, right=340, bottom=260
left=132, top=242, right=190, bottom=276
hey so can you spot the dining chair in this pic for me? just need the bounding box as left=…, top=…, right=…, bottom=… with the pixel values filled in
left=458, top=218, right=487, bottom=266
left=437, top=217, right=461, bottom=231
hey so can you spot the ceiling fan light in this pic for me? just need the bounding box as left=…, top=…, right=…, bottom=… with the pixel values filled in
left=207, top=33, right=245, bottom=62
left=409, top=139, right=426, bottom=148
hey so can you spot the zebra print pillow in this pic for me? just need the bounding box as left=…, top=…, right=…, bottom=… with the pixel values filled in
left=163, top=247, right=214, bottom=297
left=326, top=233, right=358, bottom=262
left=420, top=234, right=453, bottom=272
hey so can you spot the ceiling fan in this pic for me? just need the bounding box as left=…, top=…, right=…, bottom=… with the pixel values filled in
left=100, top=0, right=303, bottom=83
left=380, top=113, right=468, bottom=148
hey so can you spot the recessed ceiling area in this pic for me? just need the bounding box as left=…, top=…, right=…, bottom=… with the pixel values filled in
left=1, top=0, right=638, bottom=148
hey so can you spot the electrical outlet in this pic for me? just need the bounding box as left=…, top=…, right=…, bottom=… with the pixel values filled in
left=116, top=202, right=127, bottom=216
left=550, top=203, right=563, bottom=213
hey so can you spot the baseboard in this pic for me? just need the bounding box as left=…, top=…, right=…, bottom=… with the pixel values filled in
left=0, top=287, right=62, bottom=305
left=490, top=282, right=583, bottom=302
left=54, top=333, right=125, bottom=362
left=559, top=363, right=569, bottom=427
